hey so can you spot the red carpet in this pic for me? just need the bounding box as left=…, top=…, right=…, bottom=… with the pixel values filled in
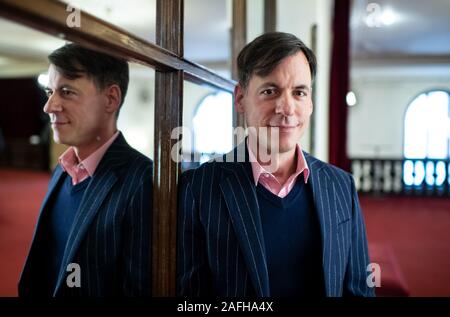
left=361, top=195, right=450, bottom=297
left=0, top=169, right=449, bottom=296
left=0, top=169, right=49, bottom=297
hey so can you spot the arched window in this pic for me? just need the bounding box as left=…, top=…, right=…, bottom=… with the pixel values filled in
left=192, top=92, right=233, bottom=164
left=403, top=90, right=450, bottom=187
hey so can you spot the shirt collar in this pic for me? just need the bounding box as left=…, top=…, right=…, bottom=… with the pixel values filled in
left=58, top=131, right=120, bottom=178
left=247, top=137, right=310, bottom=186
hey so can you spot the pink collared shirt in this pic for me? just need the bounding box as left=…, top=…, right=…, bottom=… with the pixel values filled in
left=247, top=139, right=310, bottom=198
left=58, top=131, right=120, bottom=185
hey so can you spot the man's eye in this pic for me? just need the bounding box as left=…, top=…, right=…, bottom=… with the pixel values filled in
left=262, top=89, right=275, bottom=95
left=45, top=90, right=52, bottom=98
left=294, top=90, right=307, bottom=97
left=61, top=89, right=74, bottom=96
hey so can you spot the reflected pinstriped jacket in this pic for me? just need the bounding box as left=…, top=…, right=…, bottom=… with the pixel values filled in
left=19, top=133, right=152, bottom=296
left=177, top=141, right=375, bottom=297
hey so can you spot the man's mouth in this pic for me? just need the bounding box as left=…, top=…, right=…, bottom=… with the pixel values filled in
left=266, top=124, right=300, bottom=135
left=51, top=121, right=70, bottom=125
left=268, top=124, right=299, bottom=129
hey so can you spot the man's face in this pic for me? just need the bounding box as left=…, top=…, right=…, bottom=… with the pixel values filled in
left=43, top=64, right=111, bottom=148
left=235, top=51, right=313, bottom=155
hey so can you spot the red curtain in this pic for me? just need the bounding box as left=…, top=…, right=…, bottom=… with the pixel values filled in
left=328, top=0, right=351, bottom=171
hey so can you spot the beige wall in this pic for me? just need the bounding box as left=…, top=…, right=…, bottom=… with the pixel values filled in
left=349, top=68, right=450, bottom=158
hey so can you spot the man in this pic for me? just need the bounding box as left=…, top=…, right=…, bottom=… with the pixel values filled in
left=19, top=44, right=152, bottom=296
left=177, top=32, right=374, bottom=297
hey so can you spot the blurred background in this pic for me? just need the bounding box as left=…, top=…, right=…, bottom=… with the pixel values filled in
left=0, top=0, right=449, bottom=296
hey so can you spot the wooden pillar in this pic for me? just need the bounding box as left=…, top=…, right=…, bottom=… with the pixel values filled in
left=231, top=0, right=247, bottom=130
left=153, top=0, right=184, bottom=296
left=264, top=0, right=277, bottom=33
left=310, top=24, right=317, bottom=156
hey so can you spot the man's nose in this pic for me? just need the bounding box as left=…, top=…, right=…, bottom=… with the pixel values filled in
left=43, top=94, right=62, bottom=114
left=275, top=93, right=295, bottom=116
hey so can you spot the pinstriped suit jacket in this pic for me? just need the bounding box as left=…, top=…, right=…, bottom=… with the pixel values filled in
left=19, top=133, right=152, bottom=296
left=177, top=141, right=375, bottom=297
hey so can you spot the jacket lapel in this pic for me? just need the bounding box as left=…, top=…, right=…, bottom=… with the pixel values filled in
left=53, top=133, right=129, bottom=295
left=305, top=153, right=340, bottom=296
left=218, top=142, right=270, bottom=297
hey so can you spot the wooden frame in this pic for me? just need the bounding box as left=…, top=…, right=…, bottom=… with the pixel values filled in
left=310, top=23, right=318, bottom=156
left=0, top=0, right=245, bottom=296
left=0, top=0, right=235, bottom=92
left=231, top=0, right=247, bottom=129
left=264, top=0, right=277, bottom=33
left=152, top=0, right=184, bottom=297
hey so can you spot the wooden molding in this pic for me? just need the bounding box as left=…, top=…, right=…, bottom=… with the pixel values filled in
left=264, top=0, right=276, bottom=33
left=0, top=0, right=235, bottom=92
left=153, top=0, right=183, bottom=296
left=231, top=0, right=246, bottom=130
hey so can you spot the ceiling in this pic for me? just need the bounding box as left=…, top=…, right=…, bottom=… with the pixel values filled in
left=351, top=0, right=450, bottom=60
left=0, top=0, right=230, bottom=65
left=0, top=0, right=449, bottom=77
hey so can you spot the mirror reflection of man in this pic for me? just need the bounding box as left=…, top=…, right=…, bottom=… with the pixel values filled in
left=177, top=32, right=374, bottom=297
left=19, top=44, right=152, bottom=296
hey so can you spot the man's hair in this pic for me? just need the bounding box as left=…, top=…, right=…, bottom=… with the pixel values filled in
left=237, top=32, right=317, bottom=89
left=48, top=43, right=129, bottom=116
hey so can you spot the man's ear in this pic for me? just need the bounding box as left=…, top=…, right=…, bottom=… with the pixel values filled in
left=104, top=84, right=121, bottom=114
left=234, top=84, right=246, bottom=114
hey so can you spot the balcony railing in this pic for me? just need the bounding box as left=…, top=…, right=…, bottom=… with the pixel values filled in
left=351, top=158, right=450, bottom=196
